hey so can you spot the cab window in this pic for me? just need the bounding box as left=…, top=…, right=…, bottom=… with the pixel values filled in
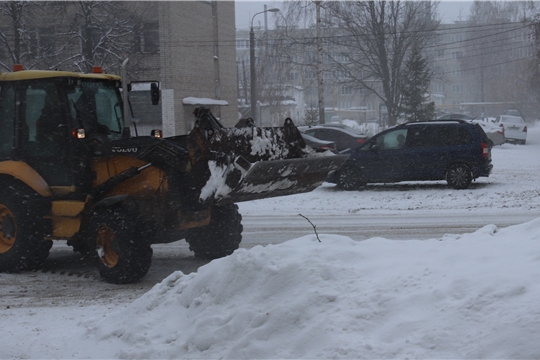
left=21, top=80, right=68, bottom=157
left=0, top=83, right=15, bottom=156
left=67, top=80, right=124, bottom=140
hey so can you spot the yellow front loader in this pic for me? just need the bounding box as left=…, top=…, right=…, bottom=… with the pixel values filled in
left=0, top=66, right=347, bottom=283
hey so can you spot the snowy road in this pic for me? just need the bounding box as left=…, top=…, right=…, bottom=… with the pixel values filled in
left=241, top=211, right=540, bottom=244
left=2, top=124, right=540, bottom=306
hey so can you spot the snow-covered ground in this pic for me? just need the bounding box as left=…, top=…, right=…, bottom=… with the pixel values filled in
left=2, top=127, right=540, bottom=359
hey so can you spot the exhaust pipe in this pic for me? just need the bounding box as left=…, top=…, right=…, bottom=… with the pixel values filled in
left=121, top=58, right=130, bottom=137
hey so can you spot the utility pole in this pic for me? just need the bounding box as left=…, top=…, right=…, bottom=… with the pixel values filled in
left=316, top=1, right=325, bottom=124
left=250, top=7, right=280, bottom=126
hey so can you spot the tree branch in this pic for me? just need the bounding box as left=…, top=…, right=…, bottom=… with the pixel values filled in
left=298, top=213, right=321, bottom=242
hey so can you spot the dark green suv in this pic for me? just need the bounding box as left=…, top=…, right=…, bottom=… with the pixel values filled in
left=331, top=120, right=493, bottom=190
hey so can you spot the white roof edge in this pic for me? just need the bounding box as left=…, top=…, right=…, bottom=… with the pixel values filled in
left=182, top=97, right=229, bottom=106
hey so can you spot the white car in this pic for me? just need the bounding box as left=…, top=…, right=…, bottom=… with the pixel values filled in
left=493, top=115, right=527, bottom=144
left=471, top=120, right=505, bottom=146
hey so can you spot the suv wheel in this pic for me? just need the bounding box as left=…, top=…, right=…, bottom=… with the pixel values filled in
left=446, top=164, right=472, bottom=190
left=336, top=165, right=365, bottom=191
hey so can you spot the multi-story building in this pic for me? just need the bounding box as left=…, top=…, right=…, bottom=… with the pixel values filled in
left=0, top=1, right=238, bottom=135
left=237, top=17, right=537, bottom=125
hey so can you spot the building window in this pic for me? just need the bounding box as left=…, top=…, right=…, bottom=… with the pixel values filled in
left=336, top=53, right=350, bottom=63
left=433, top=82, right=445, bottom=93
left=452, top=84, right=463, bottom=93
left=286, top=71, right=297, bottom=81
left=38, top=27, right=56, bottom=55
left=304, top=52, right=316, bottom=63
left=340, top=101, right=352, bottom=109
left=451, top=68, right=462, bottom=77
left=305, top=70, right=316, bottom=80
left=436, top=49, right=444, bottom=59
left=142, top=22, right=160, bottom=53
left=236, top=39, right=249, bottom=49
left=341, top=85, right=352, bottom=95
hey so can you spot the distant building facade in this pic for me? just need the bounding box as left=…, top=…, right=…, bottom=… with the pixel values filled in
left=237, top=18, right=537, bottom=125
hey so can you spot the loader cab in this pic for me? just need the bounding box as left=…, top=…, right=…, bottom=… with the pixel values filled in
left=0, top=73, right=125, bottom=189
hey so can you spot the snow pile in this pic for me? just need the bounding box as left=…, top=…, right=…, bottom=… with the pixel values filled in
left=84, top=219, right=540, bottom=359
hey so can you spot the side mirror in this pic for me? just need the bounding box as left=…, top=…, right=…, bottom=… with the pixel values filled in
left=151, top=82, right=160, bottom=105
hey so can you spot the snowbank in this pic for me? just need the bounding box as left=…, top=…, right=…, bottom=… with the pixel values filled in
left=81, top=218, right=540, bottom=359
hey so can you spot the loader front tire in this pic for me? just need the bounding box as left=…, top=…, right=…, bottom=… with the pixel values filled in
left=0, top=184, right=50, bottom=272
left=87, top=207, right=153, bottom=284
left=186, top=204, right=242, bottom=260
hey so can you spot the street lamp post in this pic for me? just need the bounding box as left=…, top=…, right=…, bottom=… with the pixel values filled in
left=250, top=8, right=279, bottom=126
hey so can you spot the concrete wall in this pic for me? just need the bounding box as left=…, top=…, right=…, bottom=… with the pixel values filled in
left=158, top=1, right=238, bottom=134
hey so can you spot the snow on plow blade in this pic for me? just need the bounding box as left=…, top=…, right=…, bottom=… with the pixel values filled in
left=189, top=108, right=349, bottom=204
left=224, top=154, right=349, bottom=203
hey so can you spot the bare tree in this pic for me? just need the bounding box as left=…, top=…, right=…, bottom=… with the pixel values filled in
left=323, top=1, right=440, bottom=126
left=58, top=1, right=151, bottom=74
left=0, top=1, right=63, bottom=70
left=0, top=1, right=153, bottom=75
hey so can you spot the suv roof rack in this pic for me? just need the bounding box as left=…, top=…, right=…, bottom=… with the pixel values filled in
left=404, top=119, right=469, bottom=125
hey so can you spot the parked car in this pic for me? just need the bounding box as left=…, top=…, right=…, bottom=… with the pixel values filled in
left=330, top=120, right=493, bottom=190
left=301, top=126, right=369, bottom=152
left=438, top=113, right=475, bottom=121
left=318, top=123, right=362, bottom=133
left=506, top=109, right=524, bottom=119
left=301, top=133, right=337, bottom=153
left=471, top=120, right=505, bottom=146
left=493, top=115, right=527, bottom=144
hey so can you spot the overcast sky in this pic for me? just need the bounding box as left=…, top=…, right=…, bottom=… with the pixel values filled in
left=234, top=1, right=473, bottom=30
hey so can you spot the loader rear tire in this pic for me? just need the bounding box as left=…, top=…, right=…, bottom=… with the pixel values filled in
left=186, top=204, right=242, bottom=260
left=87, top=207, right=153, bottom=284
left=0, top=184, right=50, bottom=272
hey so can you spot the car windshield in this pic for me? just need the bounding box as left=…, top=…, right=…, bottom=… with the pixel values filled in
left=67, top=79, right=124, bottom=139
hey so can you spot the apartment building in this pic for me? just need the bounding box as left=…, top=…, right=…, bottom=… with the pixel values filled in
left=0, top=1, right=238, bottom=135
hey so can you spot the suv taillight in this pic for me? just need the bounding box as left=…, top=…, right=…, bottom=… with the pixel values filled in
left=481, top=142, right=490, bottom=158
left=523, top=125, right=528, bottom=133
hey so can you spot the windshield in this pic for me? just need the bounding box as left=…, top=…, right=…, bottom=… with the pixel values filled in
left=67, top=79, right=124, bottom=140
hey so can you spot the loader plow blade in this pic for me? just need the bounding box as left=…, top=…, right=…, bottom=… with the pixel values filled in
left=190, top=107, right=349, bottom=204
left=224, top=154, right=349, bottom=203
